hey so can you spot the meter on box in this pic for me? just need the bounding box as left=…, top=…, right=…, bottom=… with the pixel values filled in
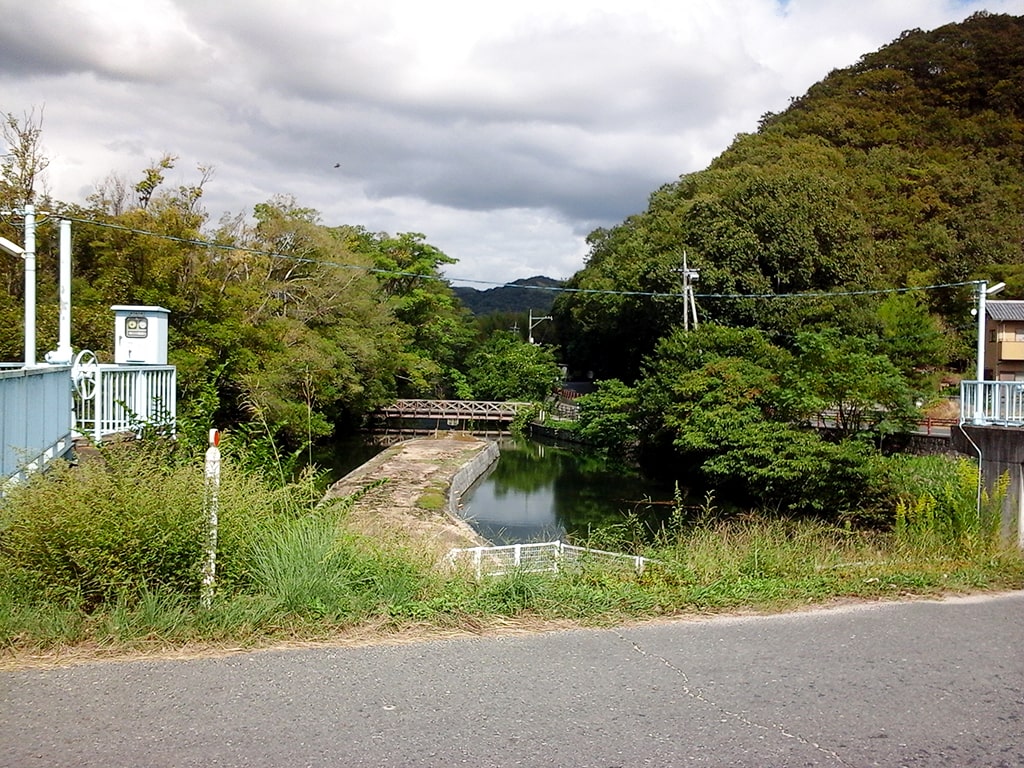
left=112, top=305, right=169, bottom=364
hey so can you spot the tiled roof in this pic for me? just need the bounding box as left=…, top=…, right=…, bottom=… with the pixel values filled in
left=987, top=300, right=1024, bottom=322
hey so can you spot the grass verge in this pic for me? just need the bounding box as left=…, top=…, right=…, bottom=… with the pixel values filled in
left=1, top=442, right=1021, bottom=668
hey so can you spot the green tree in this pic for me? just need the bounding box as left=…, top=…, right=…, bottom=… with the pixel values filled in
left=792, top=330, right=919, bottom=438
left=576, top=378, right=639, bottom=454
left=465, top=332, right=563, bottom=401
left=875, top=292, right=950, bottom=385
left=348, top=229, right=475, bottom=398
left=635, top=325, right=886, bottom=515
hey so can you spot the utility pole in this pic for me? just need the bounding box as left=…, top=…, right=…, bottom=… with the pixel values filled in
left=529, top=309, right=552, bottom=344
left=680, top=251, right=700, bottom=331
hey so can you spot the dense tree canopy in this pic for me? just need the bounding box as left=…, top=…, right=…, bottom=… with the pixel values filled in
left=0, top=150, right=485, bottom=445
left=555, top=12, right=1024, bottom=382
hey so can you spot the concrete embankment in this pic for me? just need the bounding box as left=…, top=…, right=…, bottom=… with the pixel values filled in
left=322, top=435, right=497, bottom=555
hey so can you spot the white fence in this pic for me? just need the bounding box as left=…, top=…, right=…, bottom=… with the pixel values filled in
left=960, top=381, right=1024, bottom=426
left=0, top=365, right=73, bottom=485
left=74, top=365, right=177, bottom=443
left=445, top=540, right=656, bottom=579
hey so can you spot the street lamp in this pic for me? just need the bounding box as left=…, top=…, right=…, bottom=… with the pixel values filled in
left=975, top=279, right=1006, bottom=382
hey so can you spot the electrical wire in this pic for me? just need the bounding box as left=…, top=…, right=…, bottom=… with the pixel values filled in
left=56, top=213, right=983, bottom=302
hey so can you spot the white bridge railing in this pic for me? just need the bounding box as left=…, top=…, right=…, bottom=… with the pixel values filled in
left=74, top=364, right=177, bottom=443
left=0, top=365, right=73, bottom=486
left=381, top=399, right=533, bottom=421
left=960, top=381, right=1024, bottom=426
left=445, top=540, right=655, bottom=579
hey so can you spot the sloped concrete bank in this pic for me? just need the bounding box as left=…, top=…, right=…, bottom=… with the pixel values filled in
left=322, top=435, right=497, bottom=555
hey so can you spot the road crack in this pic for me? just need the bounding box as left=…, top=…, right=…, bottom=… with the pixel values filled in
left=616, top=630, right=852, bottom=766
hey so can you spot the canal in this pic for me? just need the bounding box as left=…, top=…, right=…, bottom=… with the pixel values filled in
left=319, top=434, right=679, bottom=545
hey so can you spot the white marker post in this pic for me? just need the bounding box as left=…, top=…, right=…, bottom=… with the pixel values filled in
left=201, top=429, right=221, bottom=609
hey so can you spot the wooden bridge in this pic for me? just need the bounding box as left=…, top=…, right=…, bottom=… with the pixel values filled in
left=376, top=399, right=533, bottom=430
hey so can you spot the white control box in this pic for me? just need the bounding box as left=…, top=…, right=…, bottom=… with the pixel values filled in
left=112, top=305, right=170, bottom=364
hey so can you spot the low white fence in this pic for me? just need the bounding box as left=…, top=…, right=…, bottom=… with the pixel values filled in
left=445, top=540, right=655, bottom=579
left=74, top=364, right=177, bottom=443
left=0, top=365, right=73, bottom=485
left=960, top=380, right=1024, bottom=426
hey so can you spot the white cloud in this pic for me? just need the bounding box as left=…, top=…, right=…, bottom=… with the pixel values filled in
left=1, top=0, right=1021, bottom=287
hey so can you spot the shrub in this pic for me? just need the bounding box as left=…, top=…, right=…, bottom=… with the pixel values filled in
left=0, top=442, right=311, bottom=609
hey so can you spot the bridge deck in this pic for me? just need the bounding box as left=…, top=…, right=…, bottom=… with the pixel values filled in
left=380, top=399, right=532, bottom=422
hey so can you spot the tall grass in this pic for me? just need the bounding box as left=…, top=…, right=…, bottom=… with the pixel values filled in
left=1, top=444, right=1021, bottom=661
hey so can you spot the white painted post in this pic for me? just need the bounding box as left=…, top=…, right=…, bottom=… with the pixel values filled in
left=201, top=429, right=221, bottom=608
left=23, top=204, right=36, bottom=367
left=59, top=219, right=71, bottom=359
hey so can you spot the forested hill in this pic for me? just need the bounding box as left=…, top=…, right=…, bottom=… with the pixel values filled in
left=453, top=276, right=562, bottom=315
left=554, top=11, right=1024, bottom=381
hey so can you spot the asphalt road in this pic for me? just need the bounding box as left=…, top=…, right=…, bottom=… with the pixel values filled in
left=3, top=592, right=1022, bottom=767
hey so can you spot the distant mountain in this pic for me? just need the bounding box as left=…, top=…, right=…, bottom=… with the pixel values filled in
left=453, top=276, right=564, bottom=315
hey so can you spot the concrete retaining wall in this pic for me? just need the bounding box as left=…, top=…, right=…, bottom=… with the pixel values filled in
left=447, top=439, right=499, bottom=520
left=951, top=425, right=1024, bottom=548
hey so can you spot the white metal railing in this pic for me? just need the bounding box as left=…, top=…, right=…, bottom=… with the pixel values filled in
left=74, top=364, right=177, bottom=443
left=382, top=399, right=533, bottom=419
left=445, top=540, right=655, bottom=579
left=0, top=365, right=73, bottom=485
left=960, top=381, right=1024, bottom=426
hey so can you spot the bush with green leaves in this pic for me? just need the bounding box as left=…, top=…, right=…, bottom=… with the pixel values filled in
left=0, top=441, right=311, bottom=608
left=890, top=455, right=1005, bottom=551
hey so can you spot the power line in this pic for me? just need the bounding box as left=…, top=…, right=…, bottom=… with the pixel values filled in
left=60, top=213, right=981, bottom=301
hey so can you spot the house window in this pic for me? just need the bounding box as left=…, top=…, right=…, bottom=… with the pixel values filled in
left=1016, top=327, right=1024, bottom=342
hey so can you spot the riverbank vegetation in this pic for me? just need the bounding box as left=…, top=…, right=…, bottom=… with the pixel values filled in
left=1, top=439, right=1020, bottom=665
left=3, top=15, right=1024, bottom=663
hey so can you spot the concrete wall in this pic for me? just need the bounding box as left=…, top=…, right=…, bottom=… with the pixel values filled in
left=447, top=440, right=500, bottom=521
left=951, top=425, right=1024, bottom=548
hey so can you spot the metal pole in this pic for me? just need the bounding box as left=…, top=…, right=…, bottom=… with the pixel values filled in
left=58, top=219, right=71, bottom=360
left=977, top=280, right=987, bottom=384
left=201, top=429, right=221, bottom=609
left=24, top=204, right=36, bottom=367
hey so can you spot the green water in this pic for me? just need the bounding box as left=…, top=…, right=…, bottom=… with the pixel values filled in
left=457, top=437, right=678, bottom=545
left=317, top=434, right=679, bottom=545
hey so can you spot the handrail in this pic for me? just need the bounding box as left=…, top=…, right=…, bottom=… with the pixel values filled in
left=380, top=399, right=533, bottom=421
left=0, top=365, right=73, bottom=485
left=74, top=364, right=177, bottom=443
left=960, top=381, right=1024, bottom=427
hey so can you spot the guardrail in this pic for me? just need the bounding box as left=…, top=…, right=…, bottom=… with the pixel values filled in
left=960, top=381, right=1024, bottom=426
left=0, top=365, right=73, bottom=486
left=74, top=365, right=177, bottom=443
left=445, top=540, right=655, bottom=579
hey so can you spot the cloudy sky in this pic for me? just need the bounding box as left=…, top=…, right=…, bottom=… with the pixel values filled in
left=2, top=0, right=1022, bottom=287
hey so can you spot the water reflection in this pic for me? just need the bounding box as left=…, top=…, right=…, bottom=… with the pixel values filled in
left=458, top=437, right=676, bottom=545
left=314, top=433, right=680, bottom=546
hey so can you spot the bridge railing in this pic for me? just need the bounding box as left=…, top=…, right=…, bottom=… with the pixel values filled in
left=0, top=365, right=73, bottom=485
left=960, top=380, right=1024, bottom=426
left=445, top=540, right=656, bottom=579
left=74, top=365, right=177, bottom=443
left=381, top=399, right=533, bottom=418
